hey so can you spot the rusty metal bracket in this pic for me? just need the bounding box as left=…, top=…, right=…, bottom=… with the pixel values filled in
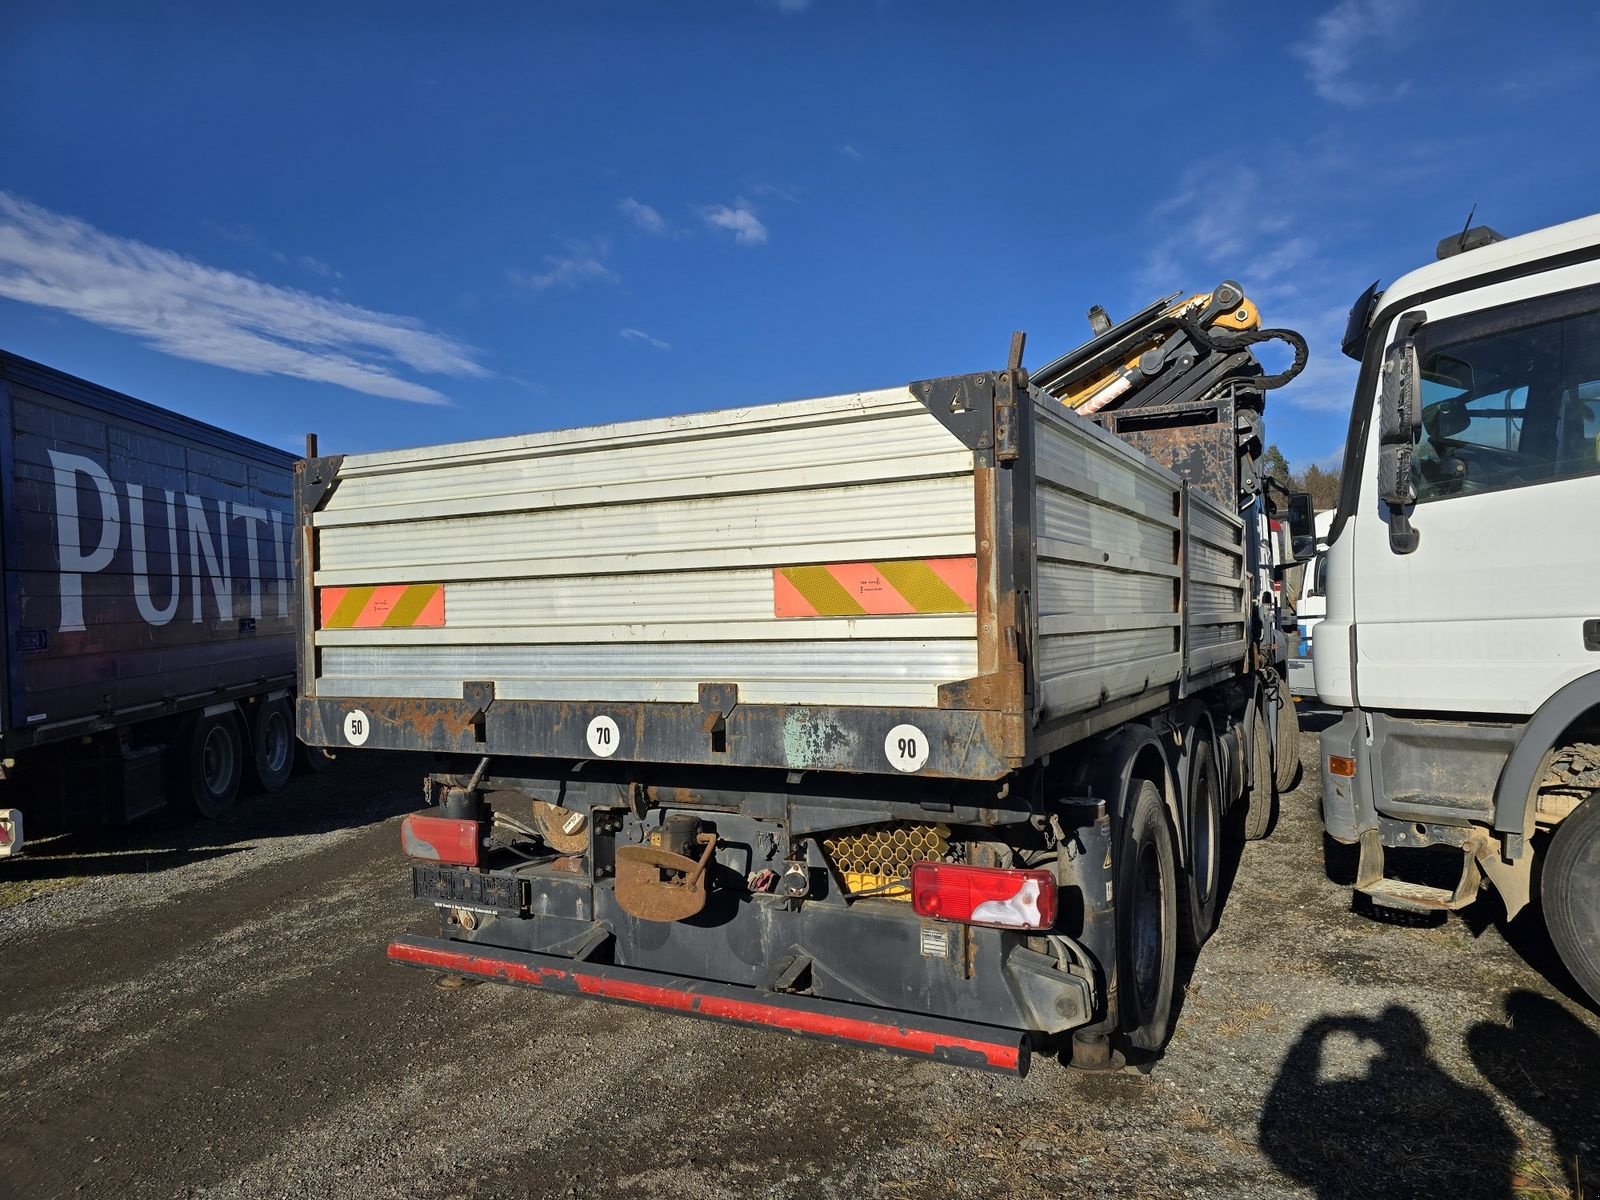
left=911, top=372, right=998, bottom=466
left=463, top=680, right=496, bottom=714
left=614, top=832, right=718, bottom=922
left=296, top=454, right=345, bottom=515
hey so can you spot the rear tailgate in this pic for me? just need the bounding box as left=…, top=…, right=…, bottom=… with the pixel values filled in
left=296, top=384, right=1022, bottom=778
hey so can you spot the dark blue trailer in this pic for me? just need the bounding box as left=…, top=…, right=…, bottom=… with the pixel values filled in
left=0, top=350, right=299, bottom=853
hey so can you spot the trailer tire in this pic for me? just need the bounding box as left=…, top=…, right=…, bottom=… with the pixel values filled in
left=1274, top=688, right=1302, bottom=793
left=1542, top=792, right=1600, bottom=1008
left=1178, top=738, right=1221, bottom=952
left=248, top=698, right=295, bottom=794
left=1239, top=702, right=1276, bottom=841
left=296, top=740, right=335, bottom=774
left=1119, top=779, right=1178, bottom=1053
left=183, top=711, right=244, bottom=819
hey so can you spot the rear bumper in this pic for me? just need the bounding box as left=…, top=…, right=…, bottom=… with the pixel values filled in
left=388, top=933, right=1033, bottom=1075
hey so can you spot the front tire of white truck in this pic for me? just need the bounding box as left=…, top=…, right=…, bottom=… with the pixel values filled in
left=1119, top=779, right=1179, bottom=1053
left=1542, top=792, right=1600, bottom=1007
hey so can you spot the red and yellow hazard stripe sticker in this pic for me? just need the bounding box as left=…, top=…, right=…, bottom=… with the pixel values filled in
left=774, top=557, right=977, bottom=618
left=319, top=584, right=446, bottom=629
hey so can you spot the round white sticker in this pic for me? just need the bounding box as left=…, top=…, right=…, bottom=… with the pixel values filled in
left=586, top=715, right=620, bottom=758
left=885, top=723, right=929, bottom=772
left=343, top=708, right=371, bottom=746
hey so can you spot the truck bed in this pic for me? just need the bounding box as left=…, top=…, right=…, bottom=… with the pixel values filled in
left=296, top=368, right=1247, bottom=780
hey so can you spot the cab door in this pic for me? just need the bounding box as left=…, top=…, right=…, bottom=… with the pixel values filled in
left=1349, top=266, right=1600, bottom=718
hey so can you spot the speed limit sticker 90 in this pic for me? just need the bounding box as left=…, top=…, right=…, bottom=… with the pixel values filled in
left=343, top=709, right=371, bottom=746
left=586, top=715, right=620, bottom=757
left=884, top=723, right=929, bottom=772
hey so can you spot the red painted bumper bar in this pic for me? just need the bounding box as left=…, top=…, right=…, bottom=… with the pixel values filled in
left=388, top=934, right=1031, bottom=1075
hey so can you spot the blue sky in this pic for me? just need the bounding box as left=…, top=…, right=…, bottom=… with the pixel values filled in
left=0, top=2, right=1594, bottom=471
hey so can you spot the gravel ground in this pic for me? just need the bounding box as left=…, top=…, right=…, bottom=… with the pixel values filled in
left=2, top=716, right=1595, bottom=1200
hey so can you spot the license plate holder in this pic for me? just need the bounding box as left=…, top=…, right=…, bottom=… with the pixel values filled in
left=412, top=865, right=524, bottom=913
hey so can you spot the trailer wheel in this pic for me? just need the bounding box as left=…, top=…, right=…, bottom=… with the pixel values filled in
left=1238, top=701, right=1276, bottom=841
left=1274, top=688, right=1302, bottom=793
left=1542, top=792, right=1600, bottom=1008
left=184, top=712, right=244, bottom=819
left=1178, top=737, right=1221, bottom=952
left=1119, top=779, right=1178, bottom=1053
left=248, top=699, right=295, bottom=794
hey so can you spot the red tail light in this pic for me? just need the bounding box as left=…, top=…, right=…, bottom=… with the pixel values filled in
left=910, top=862, right=1056, bottom=930
left=401, top=814, right=480, bottom=866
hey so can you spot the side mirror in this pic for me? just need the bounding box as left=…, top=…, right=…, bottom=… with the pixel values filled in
left=1286, top=492, right=1316, bottom=562
left=1377, top=332, right=1422, bottom=553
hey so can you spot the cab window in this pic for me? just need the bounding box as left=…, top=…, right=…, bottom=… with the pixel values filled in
left=1414, top=299, right=1600, bottom=502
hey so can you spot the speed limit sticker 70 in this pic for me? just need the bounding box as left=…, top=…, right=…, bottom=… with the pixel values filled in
left=884, top=724, right=929, bottom=772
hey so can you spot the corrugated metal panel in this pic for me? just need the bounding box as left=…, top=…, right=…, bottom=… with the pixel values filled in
left=1030, top=397, right=1245, bottom=720
left=312, top=388, right=979, bottom=709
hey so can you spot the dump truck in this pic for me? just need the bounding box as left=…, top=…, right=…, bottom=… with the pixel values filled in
left=1316, top=212, right=1600, bottom=1007
left=296, top=287, right=1311, bottom=1074
left=0, top=350, right=299, bottom=855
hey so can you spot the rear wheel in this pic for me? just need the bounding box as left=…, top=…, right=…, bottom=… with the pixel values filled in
left=1178, top=736, right=1221, bottom=952
left=1118, top=779, right=1178, bottom=1053
left=248, top=698, right=295, bottom=793
left=183, top=712, right=244, bottom=819
left=1274, top=686, right=1302, bottom=793
left=1543, top=793, right=1600, bottom=1008
left=1238, top=700, right=1276, bottom=841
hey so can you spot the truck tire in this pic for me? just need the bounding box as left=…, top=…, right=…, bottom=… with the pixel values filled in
left=248, top=698, right=295, bottom=794
left=1542, top=793, right=1600, bottom=1008
left=184, top=711, right=244, bottom=819
left=1238, top=702, right=1275, bottom=841
left=1119, top=779, right=1178, bottom=1053
left=1178, top=737, right=1221, bottom=952
left=1274, top=688, right=1302, bottom=793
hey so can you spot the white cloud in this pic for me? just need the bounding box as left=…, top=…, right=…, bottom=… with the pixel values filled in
left=1292, top=1, right=1416, bottom=106
left=618, top=197, right=669, bottom=236
left=700, top=200, right=768, bottom=247
left=0, top=192, right=483, bottom=405
left=620, top=328, right=671, bottom=350
left=836, top=143, right=864, bottom=162
left=509, top=240, right=618, bottom=290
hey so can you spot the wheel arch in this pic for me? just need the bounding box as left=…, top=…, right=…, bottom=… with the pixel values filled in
left=1062, top=722, right=1180, bottom=862
left=1493, top=669, right=1600, bottom=840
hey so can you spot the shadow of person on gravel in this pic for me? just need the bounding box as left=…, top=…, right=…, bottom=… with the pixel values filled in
left=1469, top=990, right=1599, bottom=1199
left=1260, top=1004, right=1517, bottom=1199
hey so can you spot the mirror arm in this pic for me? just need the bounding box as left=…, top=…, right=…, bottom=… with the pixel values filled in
left=1389, top=509, right=1420, bottom=554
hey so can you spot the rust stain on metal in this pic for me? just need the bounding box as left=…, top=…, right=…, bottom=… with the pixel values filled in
left=614, top=833, right=717, bottom=922
left=383, top=699, right=479, bottom=742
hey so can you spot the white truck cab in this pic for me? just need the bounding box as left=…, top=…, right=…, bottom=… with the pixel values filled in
left=1315, top=213, right=1600, bottom=1006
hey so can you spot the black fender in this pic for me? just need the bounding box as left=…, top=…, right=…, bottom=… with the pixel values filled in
left=1493, top=669, right=1600, bottom=840
left=1062, top=721, right=1176, bottom=842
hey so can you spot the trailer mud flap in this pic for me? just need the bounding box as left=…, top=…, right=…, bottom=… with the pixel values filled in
left=388, top=934, right=1032, bottom=1075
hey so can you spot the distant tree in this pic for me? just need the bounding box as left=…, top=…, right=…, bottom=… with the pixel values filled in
left=1299, top=462, right=1342, bottom=510
left=1261, top=443, right=1293, bottom=485
left=1261, top=443, right=1342, bottom=511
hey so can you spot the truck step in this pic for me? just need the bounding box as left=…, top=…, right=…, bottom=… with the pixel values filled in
left=1353, top=829, right=1482, bottom=914
left=1358, top=877, right=1466, bottom=913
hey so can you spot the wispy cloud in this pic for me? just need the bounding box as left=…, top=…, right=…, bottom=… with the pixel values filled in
left=0, top=192, right=482, bottom=405
left=211, top=221, right=345, bottom=281
left=620, top=327, right=671, bottom=350
left=508, top=238, right=618, bottom=290
left=836, top=143, right=864, bottom=163
left=617, top=197, right=669, bottom=236
left=700, top=199, right=768, bottom=247
left=1292, top=0, right=1416, bottom=106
